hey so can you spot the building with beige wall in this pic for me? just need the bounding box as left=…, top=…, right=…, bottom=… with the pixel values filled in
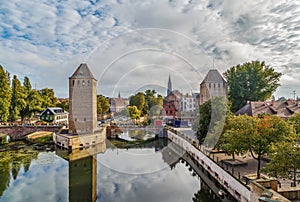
left=199, top=69, right=228, bottom=105
left=68, top=63, right=97, bottom=135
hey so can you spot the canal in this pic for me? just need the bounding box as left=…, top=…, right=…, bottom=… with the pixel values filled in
left=0, top=138, right=236, bottom=202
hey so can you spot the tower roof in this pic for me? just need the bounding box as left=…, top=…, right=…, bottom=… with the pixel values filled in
left=70, top=63, right=96, bottom=80
left=201, top=69, right=226, bottom=84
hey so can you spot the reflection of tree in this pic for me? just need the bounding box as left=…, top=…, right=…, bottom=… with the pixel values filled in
left=192, top=181, right=221, bottom=202
left=0, top=148, right=38, bottom=197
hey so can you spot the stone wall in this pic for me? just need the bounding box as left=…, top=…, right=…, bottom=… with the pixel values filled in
left=0, top=126, right=63, bottom=139
left=167, top=130, right=251, bottom=202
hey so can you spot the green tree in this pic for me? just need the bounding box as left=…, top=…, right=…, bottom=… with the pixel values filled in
left=20, top=77, right=43, bottom=122
left=288, top=112, right=300, bottom=135
left=39, top=88, right=57, bottom=108
left=0, top=66, right=11, bottom=122
left=97, top=95, right=110, bottom=115
left=193, top=99, right=211, bottom=143
left=193, top=96, right=228, bottom=145
left=222, top=115, right=295, bottom=178
left=128, top=106, right=141, bottom=119
left=56, top=99, right=69, bottom=112
left=265, top=139, right=300, bottom=187
left=219, top=115, right=253, bottom=160
left=9, top=75, right=26, bottom=121
left=224, top=61, right=282, bottom=112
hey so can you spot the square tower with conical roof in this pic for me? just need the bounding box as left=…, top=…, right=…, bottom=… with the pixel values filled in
left=199, top=69, right=228, bottom=105
left=69, top=63, right=97, bottom=134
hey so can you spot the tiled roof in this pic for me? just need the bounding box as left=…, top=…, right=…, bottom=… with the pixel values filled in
left=236, top=100, right=300, bottom=118
left=70, top=63, right=96, bottom=80
left=201, top=69, right=227, bottom=84
left=41, top=107, right=68, bottom=115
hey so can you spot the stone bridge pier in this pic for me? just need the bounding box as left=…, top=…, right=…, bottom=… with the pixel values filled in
left=0, top=126, right=64, bottom=140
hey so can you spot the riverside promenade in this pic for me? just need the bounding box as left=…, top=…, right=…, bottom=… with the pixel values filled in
left=167, top=127, right=295, bottom=202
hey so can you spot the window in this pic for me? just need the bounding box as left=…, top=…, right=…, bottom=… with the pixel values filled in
left=72, top=80, right=75, bottom=86
left=82, top=80, right=85, bottom=86
left=209, top=83, right=211, bottom=88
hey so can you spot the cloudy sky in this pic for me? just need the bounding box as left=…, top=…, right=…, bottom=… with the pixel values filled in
left=0, top=0, right=299, bottom=99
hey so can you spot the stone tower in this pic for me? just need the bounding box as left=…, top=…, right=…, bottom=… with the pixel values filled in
left=199, top=69, right=228, bottom=105
left=167, top=74, right=172, bottom=96
left=69, top=63, right=97, bottom=134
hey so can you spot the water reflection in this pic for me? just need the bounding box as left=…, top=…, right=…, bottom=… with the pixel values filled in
left=0, top=144, right=38, bottom=197
left=57, top=141, right=107, bottom=202
left=0, top=139, right=235, bottom=202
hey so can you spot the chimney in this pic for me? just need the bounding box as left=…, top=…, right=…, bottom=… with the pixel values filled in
left=286, top=99, right=292, bottom=105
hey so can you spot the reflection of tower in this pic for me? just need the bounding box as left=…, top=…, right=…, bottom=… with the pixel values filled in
left=56, top=142, right=106, bottom=202
left=69, top=155, right=97, bottom=202
left=69, top=63, right=97, bottom=134
left=167, top=74, right=172, bottom=96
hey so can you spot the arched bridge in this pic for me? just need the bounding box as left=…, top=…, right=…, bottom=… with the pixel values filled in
left=0, top=126, right=64, bottom=140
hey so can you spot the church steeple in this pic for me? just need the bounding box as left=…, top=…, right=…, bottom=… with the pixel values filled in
left=167, top=74, right=172, bottom=96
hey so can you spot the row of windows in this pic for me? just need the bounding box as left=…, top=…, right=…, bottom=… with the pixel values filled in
left=72, top=80, right=91, bottom=87
left=207, top=83, right=226, bottom=88
left=42, top=115, right=67, bottom=121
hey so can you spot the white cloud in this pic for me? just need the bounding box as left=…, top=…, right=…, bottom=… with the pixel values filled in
left=0, top=0, right=299, bottom=98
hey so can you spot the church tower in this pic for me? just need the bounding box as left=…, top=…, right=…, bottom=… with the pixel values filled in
left=167, top=74, right=172, bottom=96
left=69, top=63, right=97, bottom=134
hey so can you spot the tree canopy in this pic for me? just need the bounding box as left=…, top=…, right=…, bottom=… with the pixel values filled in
left=220, top=115, right=296, bottom=178
left=224, top=61, right=282, bottom=112
left=193, top=96, right=229, bottom=146
left=265, top=139, right=300, bottom=187
left=0, top=66, right=11, bottom=122
left=97, top=95, right=110, bottom=115
left=129, top=90, right=163, bottom=117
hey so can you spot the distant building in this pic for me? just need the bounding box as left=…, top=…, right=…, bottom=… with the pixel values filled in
left=40, top=107, right=68, bottom=125
left=236, top=99, right=300, bottom=118
left=163, top=90, right=182, bottom=119
left=181, top=93, right=199, bottom=112
left=199, top=69, right=228, bottom=105
left=109, top=97, right=129, bottom=113
left=68, top=63, right=97, bottom=134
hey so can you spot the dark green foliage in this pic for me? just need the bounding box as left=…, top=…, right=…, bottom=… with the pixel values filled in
left=129, top=89, right=163, bottom=117
left=39, top=88, right=57, bottom=108
left=9, top=75, right=26, bottom=121
left=224, top=61, right=282, bottom=112
left=193, top=96, right=229, bottom=145
left=0, top=66, right=11, bottom=122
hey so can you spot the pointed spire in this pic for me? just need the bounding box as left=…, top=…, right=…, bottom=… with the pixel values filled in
left=118, top=92, right=121, bottom=98
left=167, top=74, right=172, bottom=96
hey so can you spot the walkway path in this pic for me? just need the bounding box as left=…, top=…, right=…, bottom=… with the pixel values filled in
left=171, top=127, right=300, bottom=192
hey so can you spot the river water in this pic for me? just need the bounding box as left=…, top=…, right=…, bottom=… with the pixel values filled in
left=0, top=139, right=236, bottom=202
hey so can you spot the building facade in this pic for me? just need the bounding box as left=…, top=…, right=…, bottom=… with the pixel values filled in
left=199, top=69, right=228, bottom=105
left=68, top=63, right=97, bottom=134
left=109, top=98, right=129, bottom=113
left=181, top=93, right=199, bottom=112
left=163, top=90, right=182, bottom=119
left=40, top=107, right=68, bottom=125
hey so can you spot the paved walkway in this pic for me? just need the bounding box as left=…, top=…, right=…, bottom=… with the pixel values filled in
left=171, top=127, right=300, bottom=193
